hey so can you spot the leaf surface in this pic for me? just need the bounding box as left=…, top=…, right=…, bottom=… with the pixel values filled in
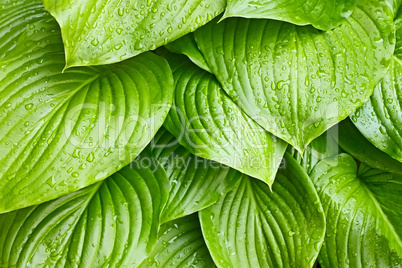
left=194, top=0, right=395, bottom=152
left=224, top=0, right=357, bottom=31
left=0, top=5, right=173, bottom=212
left=311, top=154, right=402, bottom=267
left=42, top=0, right=226, bottom=68
left=337, top=119, right=402, bottom=175
left=139, top=214, right=215, bottom=268
left=352, top=56, right=402, bottom=162
left=199, top=153, right=326, bottom=268
left=163, top=54, right=287, bottom=186
left=0, top=153, right=169, bottom=267
left=149, top=128, right=243, bottom=223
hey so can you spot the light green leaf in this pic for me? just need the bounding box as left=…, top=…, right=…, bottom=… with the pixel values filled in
left=165, top=34, right=211, bottom=73
left=0, top=0, right=49, bottom=57
left=139, top=214, right=215, bottom=268
left=351, top=60, right=402, bottom=163
left=199, top=153, right=326, bottom=268
left=42, top=0, right=226, bottom=68
left=310, top=154, right=402, bottom=267
left=223, top=0, right=357, bottom=31
left=0, top=153, right=169, bottom=268
left=149, top=128, right=243, bottom=223
left=0, top=7, right=173, bottom=213
left=194, top=0, right=395, bottom=152
left=163, top=54, right=287, bottom=187
left=337, top=119, right=402, bottom=175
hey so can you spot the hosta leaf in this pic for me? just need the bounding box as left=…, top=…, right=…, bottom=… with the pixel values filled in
left=199, top=153, right=326, bottom=268
left=337, top=119, right=402, bottom=175
left=310, top=154, right=402, bottom=267
left=0, top=9, right=173, bottom=212
left=0, top=0, right=49, bottom=57
left=194, top=0, right=395, bottom=152
left=223, top=0, right=357, bottom=31
left=42, top=0, right=226, bottom=68
left=165, top=34, right=211, bottom=73
left=0, top=153, right=169, bottom=267
left=288, top=128, right=341, bottom=174
left=163, top=54, right=287, bottom=187
left=351, top=58, right=402, bottom=163
left=139, top=214, right=215, bottom=268
left=149, top=128, right=243, bottom=223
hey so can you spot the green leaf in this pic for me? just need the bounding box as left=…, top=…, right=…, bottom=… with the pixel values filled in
left=0, top=10, right=173, bottom=213
left=288, top=128, right=341, bottom=174
left=194, top=0, right=395, bottom=152
left=0, top=0, right=49, bottom=57
left=163, top=53, right=287, bottom=187
left=310, top=154, right=402, bottom=267
left=0, top=153, right=169, bottom=267
left=139, top=214, right=216, bottom=268
left=223, top=0, right=357, bottom=31
left=165, top=34, right=211, bottom=73
left=149, top=128, right=243, bottom=223
left=199, top=153, right=326, bottom=268
left=337, top=119, right=402, bottom=175
left=42, top=0, right=226, bottom=68
left=351, top=60, right=402, bottom=163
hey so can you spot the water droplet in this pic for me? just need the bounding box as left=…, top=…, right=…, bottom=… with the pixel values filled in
left=25, top=103, right=33, bottom=110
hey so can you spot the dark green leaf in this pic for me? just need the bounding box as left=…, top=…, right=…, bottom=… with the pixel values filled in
left=289, top=128, right=341, bottom=174
left=311, top=154, right=402, bottom=267
left=200, top=153, right=326, bottom=268
left=194, top=0, right=395, bottom=152
left=0, top=153, right=169, bottom=267
left=337, top=119, right=402, bottom=175
left=163, top=54, right=287, bottom=186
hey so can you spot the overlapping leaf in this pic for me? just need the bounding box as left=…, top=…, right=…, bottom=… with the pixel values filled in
left=199, top=153, right=326, bottom=268
left=352, top=14, right=402, bottom=162
left=194, top=0, right=395, bottom=152
left=311, top=154, right=402, bottom=267
left=223, top=0, right=357, bottom=31
left=149, top=128, right=243, bottom=223
left=0, top=153, right=169, bottom=267
left=0, top=2, right=173, bottom=213
left=0, top=0, right=49, bottom=57
left=163, top=53, right=287, bottom=186
left=42, top=0, right=226, bottom=68
left=139, top=214, right=215, bottom=268
left=337, top=119, right=402, bottom=175
left=289, top=128, right=341, bottom=174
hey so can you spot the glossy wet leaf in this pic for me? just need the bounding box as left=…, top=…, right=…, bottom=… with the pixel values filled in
left=163, top=54, right=287, bottom=186
left=337, top=119, right=402, bottom=175
left=223, top=0, right=357, bottom=31
left=352, top=58, right=402, bottom=163
left=199, top=153, right=326, bottom=268
left=139, top=214, right=215, bottom=268
left=0, top=7, right=173, bottom=213
left=42, top=0, right=226, bottom=68
left=311, top=154, right=402, bottom=267
left=0, top=153, right=169, bottom=268
left=149, top=128, right=243, bottom=223
left=194, top=0, right=395, bottom=152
